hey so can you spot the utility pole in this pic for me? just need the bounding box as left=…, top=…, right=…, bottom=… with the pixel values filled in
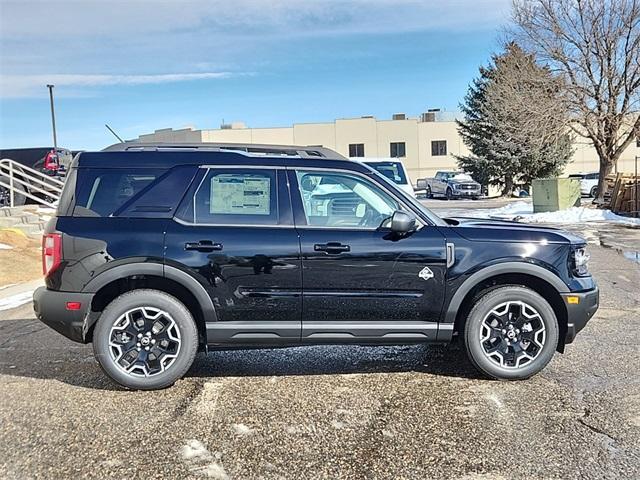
left=46, top=84, right=58, bottom=151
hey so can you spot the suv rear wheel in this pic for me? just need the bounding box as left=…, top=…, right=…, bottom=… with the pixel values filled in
left=93, top=289, right=198, bottom=390
left=464, top=286, right=559, bottom=380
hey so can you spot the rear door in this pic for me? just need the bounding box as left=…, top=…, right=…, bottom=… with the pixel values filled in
left=164, top=166, right=302, bottom=346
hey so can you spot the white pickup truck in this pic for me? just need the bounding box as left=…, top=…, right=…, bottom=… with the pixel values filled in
left=416, top=171, right=481, bottom=200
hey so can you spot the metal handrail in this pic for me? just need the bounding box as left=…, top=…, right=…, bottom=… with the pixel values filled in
left=0, top=164, right=64, bottom=194
left=0, top=158, right=65, bottom=208
left=0, top=158, right=65, bottom=187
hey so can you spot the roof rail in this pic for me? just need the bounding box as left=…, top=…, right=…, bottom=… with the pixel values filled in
left=102, top=142, right=346, bottom=159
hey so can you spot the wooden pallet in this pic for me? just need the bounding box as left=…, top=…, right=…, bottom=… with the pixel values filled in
left=602, top=173, right=639, bottom=214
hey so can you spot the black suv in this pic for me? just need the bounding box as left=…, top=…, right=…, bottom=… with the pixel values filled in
left=34, top=143, right=599, bottom=390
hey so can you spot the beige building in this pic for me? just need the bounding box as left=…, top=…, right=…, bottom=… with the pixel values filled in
left=137, top=113, right=640, bottom=182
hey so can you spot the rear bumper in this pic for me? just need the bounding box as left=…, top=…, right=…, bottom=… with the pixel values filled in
left=562, top=287, right=599, bottom=344
left=33, top=287, right=94, bottom=343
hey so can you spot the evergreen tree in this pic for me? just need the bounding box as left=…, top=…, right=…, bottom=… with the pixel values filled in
left=457, top=43, right=573, bottom=195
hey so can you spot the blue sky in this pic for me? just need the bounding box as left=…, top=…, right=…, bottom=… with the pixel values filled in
left=0, top=0, right=510, bottom=150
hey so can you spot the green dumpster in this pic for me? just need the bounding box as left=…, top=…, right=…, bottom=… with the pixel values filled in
left=531, top=178, right=581, bottom=213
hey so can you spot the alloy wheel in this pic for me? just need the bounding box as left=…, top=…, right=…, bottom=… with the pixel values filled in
left=108, top=306, right=182, bottom=377
left=479, top=300, right=546, bottom=369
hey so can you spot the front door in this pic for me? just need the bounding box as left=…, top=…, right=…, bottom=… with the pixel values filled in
left=289, top=168, right=447, bottom=343
left=165, top=167, right=302, bottom=346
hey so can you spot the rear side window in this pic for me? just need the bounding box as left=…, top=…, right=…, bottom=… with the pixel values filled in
left=178, top=168, right=279, bottom=225
left=74, top=169, right=163, bottom=217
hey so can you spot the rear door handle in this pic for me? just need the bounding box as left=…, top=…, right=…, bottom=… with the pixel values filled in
left=314, top=242, right=350, bottom=254
left=184, top=240, right=223, bottom=252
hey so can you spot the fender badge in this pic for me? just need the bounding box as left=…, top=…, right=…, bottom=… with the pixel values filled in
left=418, top=266, right=434, bottom=280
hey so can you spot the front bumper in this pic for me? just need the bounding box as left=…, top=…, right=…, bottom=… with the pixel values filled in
left=33, top=287, right=94, bottom=343
left=453, top=189, right=480, bottom=197
left=561, top=287, right=599, bottom=344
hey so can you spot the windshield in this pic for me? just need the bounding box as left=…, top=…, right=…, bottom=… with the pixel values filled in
left=452, top=173, right=474, bottom=181
left=365, top=168, right=447, bottom=227
left=365, top=162, right=408, bottom=185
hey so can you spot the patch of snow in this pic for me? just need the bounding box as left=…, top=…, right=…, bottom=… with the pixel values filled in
left=330, top=420, right=346, bottom=429
left=0, top=291, right=33, bottom=311
left=180, top=439, right=212, bottom=461
left=487, top=394, right=504, bottom=409
left=36, top=207, right=56, bottom=214
left=0, top=243, right=13, bottom=250
left=197, top=462, right=229, bottom=480
left=474, top=201, right=640, bottom=226
left=231, top=423, right=254, bottom=436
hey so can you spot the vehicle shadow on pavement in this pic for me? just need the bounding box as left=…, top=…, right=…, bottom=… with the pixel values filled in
left=0, top=318, right=483, bottom=390
left=186, top=343, right=483, bottom=381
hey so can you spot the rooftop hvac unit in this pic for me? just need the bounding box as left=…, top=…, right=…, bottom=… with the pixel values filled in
left=392, top=113, right=406, bottom=120
left=421, top=112, right=436, bottom=122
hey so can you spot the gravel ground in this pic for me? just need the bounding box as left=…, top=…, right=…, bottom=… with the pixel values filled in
left=1, top=208, right=639, bottom=479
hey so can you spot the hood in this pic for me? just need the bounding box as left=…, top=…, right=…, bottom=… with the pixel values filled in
left=445, top=217, right=586, bottom=245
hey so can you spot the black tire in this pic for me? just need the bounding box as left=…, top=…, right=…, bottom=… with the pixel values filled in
left=590, top=186, right=598, bottom=198
left=93, top=289, right=198, bottom=390
left=471, top=196, right=479, bottom=201
left=464, top=286, right=559, bottom=380
left=446, top=187, right=453, bottom=200
left=1, top=183, right=27, bottom=206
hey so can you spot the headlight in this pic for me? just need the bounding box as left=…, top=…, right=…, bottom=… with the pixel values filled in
left=572, top=247, right=590, bottom=276
left=452, top=183, right=460, bottom=189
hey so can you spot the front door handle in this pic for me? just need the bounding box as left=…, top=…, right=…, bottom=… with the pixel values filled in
left=184, top=240, right=223, bottom=252
left=314, top=242, right=350, bottom=254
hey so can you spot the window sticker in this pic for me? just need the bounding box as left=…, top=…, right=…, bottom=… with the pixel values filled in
left=210, top=175, right=271, bottom=215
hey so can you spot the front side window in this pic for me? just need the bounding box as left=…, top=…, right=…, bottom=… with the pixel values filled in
left=390, top=142, right=406, bottom=158
left=188, top=168, right=278, bottom=225
left=296, top=170, right=398, bottom=229
left=431, top=140, right=447, bottom=156
left=349, top=143, right=365, bottom=157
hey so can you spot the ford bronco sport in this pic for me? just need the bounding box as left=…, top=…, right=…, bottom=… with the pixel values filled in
left=33, top=142, right=599, bottom=390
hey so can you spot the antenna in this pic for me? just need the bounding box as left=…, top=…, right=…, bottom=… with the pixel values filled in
left=105, top=124, right=124, bottom=143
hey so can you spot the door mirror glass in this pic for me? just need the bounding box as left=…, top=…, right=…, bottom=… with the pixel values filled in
left=390, top=210, right=416, bottom=234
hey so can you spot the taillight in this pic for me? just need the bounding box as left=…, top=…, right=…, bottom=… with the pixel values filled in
left=44, top=152, right=59, bottom=171
left=42, top=233, right=62, bottom=276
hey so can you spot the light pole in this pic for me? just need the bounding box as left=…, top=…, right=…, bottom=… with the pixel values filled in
left=46, top=84, right=58, bottom=151
left=635, top=155, right=638, bottom=218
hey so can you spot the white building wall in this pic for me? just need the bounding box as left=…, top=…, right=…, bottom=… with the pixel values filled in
left=137, top=117, right=640, bottom=180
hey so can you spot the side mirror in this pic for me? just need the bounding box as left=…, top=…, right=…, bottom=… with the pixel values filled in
left=390, top=210, right=416, bottom=234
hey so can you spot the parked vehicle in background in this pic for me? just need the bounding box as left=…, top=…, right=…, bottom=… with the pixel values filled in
left=363, top=159, right=415, bottom=197
left=417, top=171, right=481, bottom=200
left=568, top=172, right=599, bottom=197
left=0, top=147, right=71, bottom=206
left=34, top=142, right=598, bottom=390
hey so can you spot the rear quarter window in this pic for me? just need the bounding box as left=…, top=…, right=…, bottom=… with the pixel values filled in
left=74, top=169, right=164, bottom=217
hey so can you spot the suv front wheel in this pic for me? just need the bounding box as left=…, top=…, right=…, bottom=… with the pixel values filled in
left=464, top=286, right=559, bottom=380
left=93, top=289, right=199, bottom=390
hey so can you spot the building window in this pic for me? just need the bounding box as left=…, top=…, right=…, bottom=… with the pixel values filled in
left=349, top=143, right=365, bottom=157
left=390, top=142, right=406, bottom=158
left=431, top=140, right=447, bottom=156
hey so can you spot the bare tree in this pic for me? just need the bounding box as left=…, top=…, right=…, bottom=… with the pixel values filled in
left=511, top=0, right=640, bottom=199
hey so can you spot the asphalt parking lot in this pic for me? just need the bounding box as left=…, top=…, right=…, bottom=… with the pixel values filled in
left=1, top=200, right=639, bottom=479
